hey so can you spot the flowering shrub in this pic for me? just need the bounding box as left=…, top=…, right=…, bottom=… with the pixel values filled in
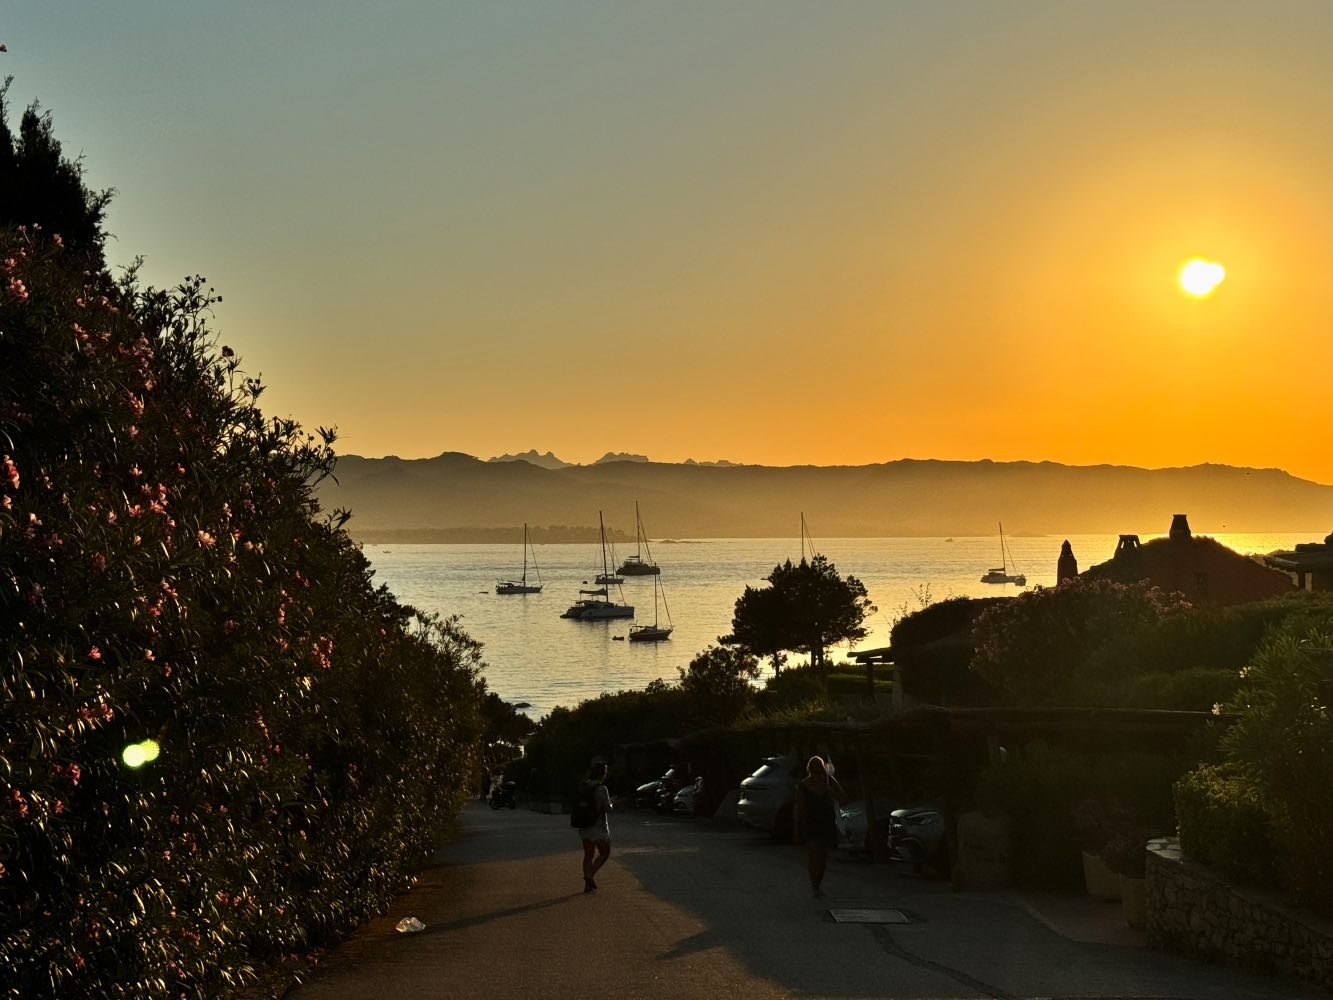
left=0, top=225, right=485, bottom=996
left=970, top=578, right=1192, bottom=706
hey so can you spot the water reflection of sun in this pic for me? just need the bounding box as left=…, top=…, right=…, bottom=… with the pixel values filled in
left=1179, top=258, right=1226, bottom=297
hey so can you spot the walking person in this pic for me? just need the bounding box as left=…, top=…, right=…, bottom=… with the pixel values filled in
left=572, top=761, right=612, bottom=893
left=794, top=755, right=843, bottom=898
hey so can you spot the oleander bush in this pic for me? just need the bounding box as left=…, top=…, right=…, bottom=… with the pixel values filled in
left=0, top=101, right=485, bottom=996
left=1174, top=764, right=1276, bottom=886
left=971, top=578, right=1193, bottom=706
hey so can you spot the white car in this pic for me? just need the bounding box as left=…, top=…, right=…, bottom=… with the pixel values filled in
left=736, top=755, right=805, bottom=839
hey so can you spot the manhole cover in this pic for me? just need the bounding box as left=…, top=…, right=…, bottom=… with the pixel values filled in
left=828, top=908, right=910, bottom=924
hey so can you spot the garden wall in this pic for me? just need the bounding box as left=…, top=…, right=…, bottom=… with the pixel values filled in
left=1146, top=838, right=1333, bottom=990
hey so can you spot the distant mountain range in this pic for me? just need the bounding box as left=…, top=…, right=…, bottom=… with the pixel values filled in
left=318, top=453, right=1333, bottom=543
left=485, top=450, right=736, bottom=469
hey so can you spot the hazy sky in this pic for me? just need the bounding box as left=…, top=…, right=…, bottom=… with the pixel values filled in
left=6, top=3, right=1333, bottom=482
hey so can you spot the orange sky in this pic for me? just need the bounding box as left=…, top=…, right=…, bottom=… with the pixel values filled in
left=9, top=3, right=1333, bottom=483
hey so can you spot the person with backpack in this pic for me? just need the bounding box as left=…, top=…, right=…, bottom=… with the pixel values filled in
left=571, top=761, right=612, bottom=893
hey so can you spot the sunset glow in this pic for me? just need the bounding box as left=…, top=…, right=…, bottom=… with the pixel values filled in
left=6, top=4, right=1333, bottom=483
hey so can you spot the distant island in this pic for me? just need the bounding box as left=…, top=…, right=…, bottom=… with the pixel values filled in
left=319, top=453, right=1333, bottom=543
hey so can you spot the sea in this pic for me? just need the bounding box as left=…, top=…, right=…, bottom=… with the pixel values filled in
left=364, top=532, right=1313, bottom=720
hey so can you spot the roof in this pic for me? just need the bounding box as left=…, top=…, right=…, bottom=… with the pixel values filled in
left=1263, top=534, right=1333, bottom=573
left=1081, top=534, right=1293, bottom=605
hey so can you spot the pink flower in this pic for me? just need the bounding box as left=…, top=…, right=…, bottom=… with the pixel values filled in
left=88, top=646, right=101, bottom=661
left=90, top=552, right=107, bottom=572
left=52, top=234, right=63, bottom=247
left=197, top=530, right=215, bottom=548
left=2, top=455, right=19, bottom=490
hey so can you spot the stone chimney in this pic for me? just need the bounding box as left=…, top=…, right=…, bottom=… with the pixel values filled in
left=1057, top=540, right=1078, bottom=583
left=1115, top=534, right=1140, bottom=559
left=1169, top=514, right=1191, bottom=540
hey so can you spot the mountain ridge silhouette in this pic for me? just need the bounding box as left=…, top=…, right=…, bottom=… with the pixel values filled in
left=319, top=454, right=1332, bottom=541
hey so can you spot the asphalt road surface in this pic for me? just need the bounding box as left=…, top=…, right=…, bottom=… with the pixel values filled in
left=291, top=800, right=1321, bottom=1000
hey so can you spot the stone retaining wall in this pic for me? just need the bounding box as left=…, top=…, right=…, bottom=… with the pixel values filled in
left=1146, top=837, right=1333, bottom=990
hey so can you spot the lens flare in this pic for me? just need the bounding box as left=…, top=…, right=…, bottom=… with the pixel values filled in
left=121, top=739, right=161, bottom=768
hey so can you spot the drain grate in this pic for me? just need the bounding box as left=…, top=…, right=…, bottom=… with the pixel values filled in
left=828, top=908, right=910, bottom=924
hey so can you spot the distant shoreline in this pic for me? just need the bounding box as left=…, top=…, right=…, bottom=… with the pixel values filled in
left=349, top=528, right=1323, bottom=546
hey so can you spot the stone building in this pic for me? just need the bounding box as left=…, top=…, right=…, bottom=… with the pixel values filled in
left=1262, top=531, right=1333, bottom=592
left=1080, top=514, right=1294, bottom=606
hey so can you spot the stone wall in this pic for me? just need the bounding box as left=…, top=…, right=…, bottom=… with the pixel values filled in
left=1146, top=837, right=1333, bottom=990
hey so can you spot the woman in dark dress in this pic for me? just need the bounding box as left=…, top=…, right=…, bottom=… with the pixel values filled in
left=794, top=756, right=843, bottom=898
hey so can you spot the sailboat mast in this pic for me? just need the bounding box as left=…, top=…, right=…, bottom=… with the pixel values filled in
left=599, top=511, right=610, bottom=602
left=521, top=523, right=528, bottom=584
left=635, top=501, right=643, bottom=560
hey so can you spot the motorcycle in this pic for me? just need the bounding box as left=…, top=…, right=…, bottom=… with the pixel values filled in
left=489, top=780, right=518, bottom=810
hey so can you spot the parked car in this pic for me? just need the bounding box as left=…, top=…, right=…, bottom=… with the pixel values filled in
left=654, top=767, right=690, bottom=813
left=886, top=804, right=952, bottom=874
left=736, top=755, right=806, bottom=840
left=838, top=798, right=895, bottom=852
left=672, top=777, right=704, bottom=815
left=633, top=778, right=663, bottom=809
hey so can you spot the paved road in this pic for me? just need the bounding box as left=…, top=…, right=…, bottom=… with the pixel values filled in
left=292, top=801, right=1321, bottom=1000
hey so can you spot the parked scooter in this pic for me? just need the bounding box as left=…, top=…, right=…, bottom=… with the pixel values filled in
left=489, top=780, right=518, bottom=810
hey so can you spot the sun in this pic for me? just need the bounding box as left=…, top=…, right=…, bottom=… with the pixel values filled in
left=1179, top=258, right=1226, bottom=297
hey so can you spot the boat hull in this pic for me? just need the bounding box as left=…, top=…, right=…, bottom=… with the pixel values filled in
left=617, top=561, right=660, bottom=576
left=628, top=626, right=672, bottom=642
left=562, top=600, right=635, bottom=620
left=496, top=582, right=541, bottom=594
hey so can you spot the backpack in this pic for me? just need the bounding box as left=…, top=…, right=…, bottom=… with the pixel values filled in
left=570, top=782, right=598, bottom=828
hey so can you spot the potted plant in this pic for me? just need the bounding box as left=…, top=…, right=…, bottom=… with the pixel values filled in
left=1102, top=828, right=1152, bottom=928
left=1072, top=798, right=1122, bottom=901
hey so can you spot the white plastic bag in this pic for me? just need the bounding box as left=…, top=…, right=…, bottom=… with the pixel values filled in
left=395, top=916, right=426, bottom=933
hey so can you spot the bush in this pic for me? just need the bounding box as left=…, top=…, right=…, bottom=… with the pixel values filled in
left=1174, top=764, right=1276, bottom=886
left=976, top=742, right=1185, bottom=890
left=1218, top=620, right=1333, bottom=913
left=0, top=184, right=484, bottom=991
left=1102, top=827, right=1153, bottom=879
left=975, top=742, right=1088, bottom=889
left=971, top=579, right=1192, bottom=706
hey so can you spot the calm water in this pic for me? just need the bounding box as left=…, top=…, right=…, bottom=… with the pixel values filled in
left=365, top=532, right=1310, bottom=719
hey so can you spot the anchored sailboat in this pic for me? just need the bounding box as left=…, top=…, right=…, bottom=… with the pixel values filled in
left=628, top=572, right=673, bottom=642
left=496, top=523, right=542, bottom=594
left=980, top=522, right=1026, bottom=586
left=617, top=501, right=661, bottom=576
left=628, top=527, right=672, bottom=641
left=561, top=512, right=635, bottom=620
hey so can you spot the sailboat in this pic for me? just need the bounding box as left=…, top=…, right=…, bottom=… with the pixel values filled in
left=980, top=522, right=1027, bottom=586
left=617, top=501, right=661, bottom=576
left=496, top=523, right=542, bottom=594
left=561, top=512, right=635, bottom=620
left=628, top=572, right=673, bottom=642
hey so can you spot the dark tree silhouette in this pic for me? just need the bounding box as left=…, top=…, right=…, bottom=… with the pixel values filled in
left=0, top=78, right=111, bottom=263
left=728, top=555, right=876, bottom=671
left=678, top=644, right=760, bottom=725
